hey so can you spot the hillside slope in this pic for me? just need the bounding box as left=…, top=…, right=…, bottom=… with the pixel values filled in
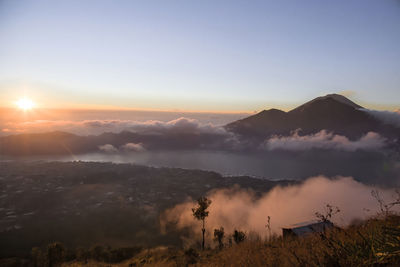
left=226, top=94, right=399, bottom=140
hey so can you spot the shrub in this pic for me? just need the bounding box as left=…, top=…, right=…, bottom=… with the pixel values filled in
left=214, top=227, right=225, bottom=249
left=233, top=230, right=246, bottom=244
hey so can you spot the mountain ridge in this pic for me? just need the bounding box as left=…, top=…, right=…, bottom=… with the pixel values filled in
left=225, top=94, right=398, bottom=140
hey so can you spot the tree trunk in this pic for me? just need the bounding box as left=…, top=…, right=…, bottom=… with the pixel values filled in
left=202, top=219, right=205, bottom=250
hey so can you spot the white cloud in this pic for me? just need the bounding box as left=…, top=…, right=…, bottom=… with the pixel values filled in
left=98, top=144, right=118, bottom=153
left=1, top=117, right=227, bottom=136
left=161, top=176, right=400, bottom=245
left=363, top=109, right=400, bottom=128
left=262, top=130, right=386, bottom=152
left=120, top=143, right=146, bottom=152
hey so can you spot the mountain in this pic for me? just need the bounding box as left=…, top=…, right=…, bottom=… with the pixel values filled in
left=0, top=129, right=230, bottom=156
left=1, top=94, right=399, bottom=156
left=226, top=94, right=399, bottom=140
left=0, top=131, right=87, bottom=156
left=292, top=94, right=363, bottom=111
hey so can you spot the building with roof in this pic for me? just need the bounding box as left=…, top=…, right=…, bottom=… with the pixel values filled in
left=282, top=220, right=334, bottom=238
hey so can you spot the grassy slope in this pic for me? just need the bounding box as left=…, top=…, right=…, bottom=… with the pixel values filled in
left=56, top=215, right=400, bottom=267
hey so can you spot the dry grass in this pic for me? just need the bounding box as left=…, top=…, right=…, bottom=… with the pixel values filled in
left=59, top=215, right=400, bottom=267
left=198, top=215, right=400, bottom=267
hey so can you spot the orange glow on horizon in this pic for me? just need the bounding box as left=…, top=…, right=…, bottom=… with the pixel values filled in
left=4, top=103, right=254, bottom=114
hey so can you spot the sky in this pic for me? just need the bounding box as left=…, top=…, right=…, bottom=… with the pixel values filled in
left=0, top=0, right=399, bottom=112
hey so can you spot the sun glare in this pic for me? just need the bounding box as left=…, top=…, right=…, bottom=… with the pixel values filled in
left=16, top=98, right=35, bottom=111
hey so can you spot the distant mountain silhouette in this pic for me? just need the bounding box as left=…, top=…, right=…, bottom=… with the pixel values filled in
left=0, top=129, right=229, bottom=156
left=292, top=94, right=363, bottom=111
left=0, top=131, right=89, bottom=156
left=226, top=94, right=399, bottom=140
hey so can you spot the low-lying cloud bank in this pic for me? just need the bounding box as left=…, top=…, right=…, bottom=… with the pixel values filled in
left=99, top=143, right=146, bottom=153
left=363, top=109, right=400, bottom=128
left=121, top=142, right=146, bottom=152
left=262, top=130, right=386, bottom=152
left=0, top=117, right=390, bottom=154
left=1, top=117, right=226, bottom=136
left=161, top=176, right=399, bottom=245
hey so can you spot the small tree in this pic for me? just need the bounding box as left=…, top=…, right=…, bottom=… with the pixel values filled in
left=371, top=189, right=400, bottom=216
left=315, top=204, right=340, bottom=222
left=265, top=215, right=271, bottom=239
left=192, top=196, right=212, bottom=250
left=213, top=227, right=225, bottom=249
left=233, top=230, right=246, bottom=244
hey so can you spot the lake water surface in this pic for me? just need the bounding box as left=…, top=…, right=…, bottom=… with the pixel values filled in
left=3, top=150, right=392, bottom=183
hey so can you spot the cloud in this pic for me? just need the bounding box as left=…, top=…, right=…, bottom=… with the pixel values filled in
left=1, top=117, right=227, bottom=136
left=0, top=117, right=243, bottom=153
left=0, top=117, right=390, bottom=154
left=100, top=143, right=146, bottom=153
left=121, top=143, right=146, bottom=152
left=98, top=144, right=118, bottom=153
left=262, top=130, right=386, bottom=152
left=0, top=117, right=240, bottom=152
left=363, top=109, right=400, bottom=128
left=122, top=117, right=227, bottom=135
left=161, top=176, right=400, bottom=245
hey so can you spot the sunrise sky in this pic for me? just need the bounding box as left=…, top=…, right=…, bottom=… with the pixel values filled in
left=0, top=0, right=399, bottom=112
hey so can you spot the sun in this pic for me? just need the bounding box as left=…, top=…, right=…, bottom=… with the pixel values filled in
left=16, top=98, right=36, bottom=111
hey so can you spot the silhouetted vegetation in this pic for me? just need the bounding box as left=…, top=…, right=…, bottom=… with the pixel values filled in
left=192, top=197, right=212, bottom=250
left=213, top=227, right=225, bottom=249
left=232, top=230, right=246, bottom=244
left=6, top=215, right=393, bottom=266
left=315, top=204, right=341, bottom=222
